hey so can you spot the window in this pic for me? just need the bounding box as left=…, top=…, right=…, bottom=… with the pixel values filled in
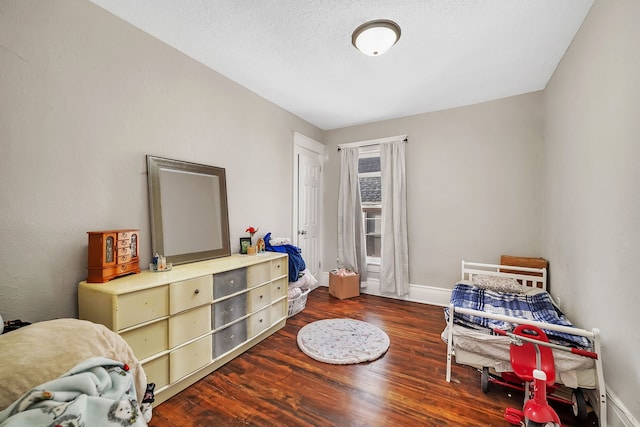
left=358, top=147, right=381, bottom=263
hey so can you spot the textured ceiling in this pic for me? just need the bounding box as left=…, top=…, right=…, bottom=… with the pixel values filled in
left=89, top=0, right=594, bottom=130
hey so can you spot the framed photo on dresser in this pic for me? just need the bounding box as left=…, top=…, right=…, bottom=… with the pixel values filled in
left=239, top=237, right=251, bottom=254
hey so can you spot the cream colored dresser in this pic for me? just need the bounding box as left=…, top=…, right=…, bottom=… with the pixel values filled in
left=78, top=252, right=288, bottom=405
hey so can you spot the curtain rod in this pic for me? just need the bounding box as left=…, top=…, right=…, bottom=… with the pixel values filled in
left=337, top=135, right=407, bottom=151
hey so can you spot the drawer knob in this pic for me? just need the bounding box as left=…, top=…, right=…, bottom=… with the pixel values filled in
left=259, top=295, right=263, bottom=299
left=194, top=289, right=200, bottom=294
left=259, top=318, right=263, bottom=323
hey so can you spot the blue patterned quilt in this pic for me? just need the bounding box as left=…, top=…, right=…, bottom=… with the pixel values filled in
left=445, top=283, right=590, bottom=348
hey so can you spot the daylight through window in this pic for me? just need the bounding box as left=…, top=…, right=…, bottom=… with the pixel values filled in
left=358, top=147, right=381, bottom=262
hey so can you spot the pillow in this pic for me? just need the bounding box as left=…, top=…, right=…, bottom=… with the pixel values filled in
left=472, top=274, right=526, bottom=294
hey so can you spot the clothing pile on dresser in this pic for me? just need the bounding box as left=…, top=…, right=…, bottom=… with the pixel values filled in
left=263, top=232, right=318, bottom=300
left=264, top=232, right=307, bottom=282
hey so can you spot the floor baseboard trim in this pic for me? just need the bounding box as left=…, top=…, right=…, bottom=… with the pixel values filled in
left=607, top=387, right=639, bottom=427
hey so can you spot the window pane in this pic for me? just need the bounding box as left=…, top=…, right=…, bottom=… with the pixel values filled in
left=358, top=157, right=380, bottom=173
left=364, top=209, right=381, bottom=258
left=359, top=176, right=381, bottom=204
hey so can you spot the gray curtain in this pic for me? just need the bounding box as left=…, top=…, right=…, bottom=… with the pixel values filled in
left=380, top=140, right=409, bottom=296
left=337, top=147, right=367, bottom=282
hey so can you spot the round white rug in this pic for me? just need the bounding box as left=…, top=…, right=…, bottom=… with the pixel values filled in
left=296, top=318, right=390, bottom=364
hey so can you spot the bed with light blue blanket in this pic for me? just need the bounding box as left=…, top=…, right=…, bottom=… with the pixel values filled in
left=0, top=357, right=147, bottom=427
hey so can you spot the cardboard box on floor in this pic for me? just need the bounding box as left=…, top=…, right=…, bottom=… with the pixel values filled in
left=329, top=271, right=360, bottom=299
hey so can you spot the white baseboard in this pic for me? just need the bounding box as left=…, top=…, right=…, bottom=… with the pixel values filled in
left=607, top=387, right=639, bottom=427
left=361, top=279, right=452, bottom=306
left=319, top=272, right=451, bottom=306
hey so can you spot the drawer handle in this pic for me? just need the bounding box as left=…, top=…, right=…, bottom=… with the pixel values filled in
left=230, top=334, right=234, bottom=340
left=194, top=289, right=200, bottom=294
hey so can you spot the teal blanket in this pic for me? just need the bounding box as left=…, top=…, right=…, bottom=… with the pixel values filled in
left=0, top=357, right=147, bottom=427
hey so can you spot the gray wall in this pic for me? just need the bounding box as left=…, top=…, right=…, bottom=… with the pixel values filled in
left=543, top=0, right=640, bottom=422
left=323, top=92, right=545, bottom=288
left=0, top=0, right=322, bottom=322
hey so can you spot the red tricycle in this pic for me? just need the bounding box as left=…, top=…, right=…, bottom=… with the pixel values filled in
left=492, top=324, right=598, bottom=427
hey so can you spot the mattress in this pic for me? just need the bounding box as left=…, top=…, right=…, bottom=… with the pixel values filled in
left=441, top=324, right=596, bottom=389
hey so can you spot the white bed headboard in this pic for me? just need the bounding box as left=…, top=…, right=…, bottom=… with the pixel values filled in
left=461, top=260, right=548, bottom=291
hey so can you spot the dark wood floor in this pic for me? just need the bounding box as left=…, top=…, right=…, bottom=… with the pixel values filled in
left=149, top=287, right=598, bottom=426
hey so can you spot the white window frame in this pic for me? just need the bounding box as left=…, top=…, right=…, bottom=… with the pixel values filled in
left=359, top=146, right=381, bottom=266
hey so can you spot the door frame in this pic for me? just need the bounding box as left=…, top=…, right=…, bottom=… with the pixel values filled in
left=292, top=132, right=325, bottom=273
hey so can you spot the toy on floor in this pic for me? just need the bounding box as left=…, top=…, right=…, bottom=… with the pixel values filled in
left=494, top=325, right=598, bottom=427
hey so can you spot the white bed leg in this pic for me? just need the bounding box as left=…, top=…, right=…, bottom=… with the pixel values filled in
left=592, top=328, right=607, bottom=427
left=446, top=303, right=455, bottom=382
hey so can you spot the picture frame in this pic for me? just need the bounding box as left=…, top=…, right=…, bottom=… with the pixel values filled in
left=239, top=237, right=252, bottom=254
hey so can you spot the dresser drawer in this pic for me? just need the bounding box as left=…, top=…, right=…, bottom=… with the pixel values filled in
left=247, top=262, right=270, bottom=288
left=248, top=307, right=270, bottom=338
left=212, top=294, right=246, bottom=328
left=117, top=286, right=168, bottom=330
left=213, top=269, right=246, bottom=299
left=270, top=277, right=287, bottom=300
left=121, top=319, right=168, bottom=360
left=169, top=335, right=212, bottom=383
left=169, top=306, right=211, bottom=348
left=142, top=355, right=169, bottom=389
left=270, top=299, right=287, bottom=323
left=247, top=285, right=270, bottom=312
left=117, top=247, right=131, bottom=257
left=117, top=231, right=135, bottom=240
left=170, top=275, right=213, bottom=314
left=213, top=321, right=247, bottom=358
left=271, top=258, right=286, bottom=279
left=92, top=261, right=140, bottom=284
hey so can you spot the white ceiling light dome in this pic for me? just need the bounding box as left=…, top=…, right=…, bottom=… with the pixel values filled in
left=352, top=19, right=401, bottom=56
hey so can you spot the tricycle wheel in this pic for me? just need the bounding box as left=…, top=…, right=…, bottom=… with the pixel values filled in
left=481, top=367, right=490, bottom=393
left=572, top=388, right=588, bottom=421
left=526, top=422, right=558, bottom=427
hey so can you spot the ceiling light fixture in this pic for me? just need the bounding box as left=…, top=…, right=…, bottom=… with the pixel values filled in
left=352, top=19, right=401, bottom=57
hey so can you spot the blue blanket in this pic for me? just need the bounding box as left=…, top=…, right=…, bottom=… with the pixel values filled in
left=445, top=283, right=590, bottom=348
left=264, top=232, right=306, bottom=282
left=0, top=357, right=147, bottom=427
